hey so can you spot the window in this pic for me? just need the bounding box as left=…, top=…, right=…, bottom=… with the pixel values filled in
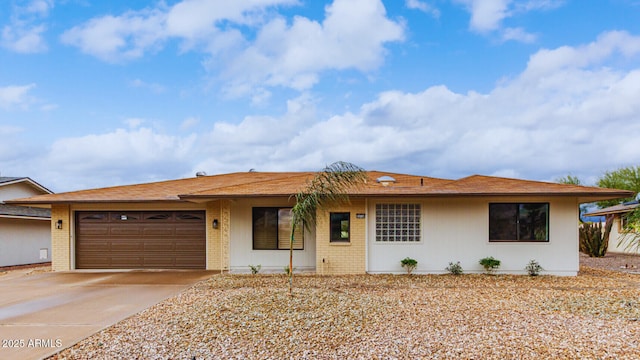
left=253, top=208, right=304, bottom=250
left=489, top=203, right=549, bottom=242
left=375, top=204, right=421, bottom=242
left=330, top=213, right=350, bottom=242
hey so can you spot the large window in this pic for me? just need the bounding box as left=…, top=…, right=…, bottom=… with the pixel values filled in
left=253, top=208, right=304, bottom=250
left=489, top=203, right=549, bottom=242
left=375, top=204, right=421, bottom=242
left=330, top=212, right=350, bottom=242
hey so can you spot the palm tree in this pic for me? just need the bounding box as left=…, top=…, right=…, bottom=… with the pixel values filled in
left=288, top=161, right=368, bottom=296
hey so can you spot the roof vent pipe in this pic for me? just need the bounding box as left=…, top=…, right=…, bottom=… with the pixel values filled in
left=195, top=171, right=207, bottom=177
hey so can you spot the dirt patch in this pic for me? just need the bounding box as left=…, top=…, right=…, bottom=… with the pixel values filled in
left=580, top=252, right=640, bottom=274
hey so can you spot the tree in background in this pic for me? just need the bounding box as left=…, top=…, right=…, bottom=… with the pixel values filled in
left=288, top=162, right=368, bottom=296
left=596, top=165, right=640, bottom=207
left=556, top=174, right=582, bottom=186
left=596, top=165, right=640, bottom=252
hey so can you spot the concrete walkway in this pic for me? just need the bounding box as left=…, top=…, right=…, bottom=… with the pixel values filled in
left=0, top=268, right=214, bottom=360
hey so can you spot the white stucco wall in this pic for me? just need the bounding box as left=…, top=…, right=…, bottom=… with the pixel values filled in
left=607, top=216, right=640, bottom=254
left=367, top=197, right=579, bottom=276
left=0, top=218, right=51, bottom=266
left=228, top=198, right=316, bottom=273
left=0, top=181, right=49, bottom=201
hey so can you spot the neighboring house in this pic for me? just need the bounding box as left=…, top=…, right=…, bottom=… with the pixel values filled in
left=0, top=177, right=53, bottom=267
left=7, top=171, right=632, bottom=275
left=584, top=200, right=640, bottom=254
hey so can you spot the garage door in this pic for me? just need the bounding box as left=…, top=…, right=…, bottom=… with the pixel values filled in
left=75, top=211, right=206, bottom=269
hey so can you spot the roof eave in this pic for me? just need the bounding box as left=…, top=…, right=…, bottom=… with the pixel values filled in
left=0, top=214, right=51, bottom=221
left=179, top=191, right=633, bottom=200
left=5, top=199, right=187, bottom=206
left=0, top=177, right=53, bottom=194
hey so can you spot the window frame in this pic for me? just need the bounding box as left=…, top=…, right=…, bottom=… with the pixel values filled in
left=330, top=212, right=351, bottom=243
left=488, top=202, right=550, bottom=242
left=252, top=207, right=304, bottom=250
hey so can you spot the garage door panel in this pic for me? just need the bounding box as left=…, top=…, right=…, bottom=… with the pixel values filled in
left=76, top=240, right=111, bottom=252
left=143, top=227, right=175, bottom=236
left=175, top=227, right=205, bottom=236
left=77, top=224, right=110, bottom=236
left=144, top=240, right=176, bottom=251
left=175, top=241, right=205, bottom=251
left=110, top=256, right=144, bottom=268
left=109, top=227, right=143, bottom=236
left=110, top=242, right=145, bottom=251
left=76, top=211, right=205, bottom=269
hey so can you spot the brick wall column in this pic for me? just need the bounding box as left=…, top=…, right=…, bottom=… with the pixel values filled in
left=50, top=204, right=71, bottom=271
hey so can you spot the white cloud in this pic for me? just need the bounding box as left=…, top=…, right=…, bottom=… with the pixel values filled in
left=60, top=8, right=167, bottom=63
left=60, top=0, right=403, bottom=96
left=525, top=31, right=640, bottom=76
left=1, top=0, right=53, bottom=53
left=2, top=24, right=48, bottom=53
left=218, top=0, right=405, bottom=95
left=180, top=116, right=200, bottom=130
left=0, top=84, right=36, bottom=109
left=129, top=78, right=166, bottom=93
left=124, top=118, right=145, bottom=129
left=405, top=0, right=440, bottom=18
left=501, top=27, right=536, bottom=43
left=165, top=0, right=297, bottom=41
left=464, top=0, right=511, bottom=32
left=454, top=0, right=563, bottom=42
left=59, top=0, right=296, bottom=62
left=190, top=31, right=640, bottom=181
left=42, top=127, right=197, bottom=189
left=0, top=125, right=23, bottom=135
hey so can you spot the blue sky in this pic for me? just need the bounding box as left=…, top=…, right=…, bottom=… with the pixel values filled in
left=1, top=0, right=640, bottom=192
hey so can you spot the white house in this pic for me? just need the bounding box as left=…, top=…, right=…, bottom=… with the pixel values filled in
left=584, top=200, right=640, bottom=254
left=8, top=170, right=632, bottom=275
left=0, top=177, right=53, bottom=267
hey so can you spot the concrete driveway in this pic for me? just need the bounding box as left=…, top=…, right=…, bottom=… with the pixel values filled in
left=0, top=268, right=214, bottom=360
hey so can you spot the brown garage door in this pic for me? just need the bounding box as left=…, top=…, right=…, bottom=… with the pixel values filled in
left=75, top=211, right=206, bottom=269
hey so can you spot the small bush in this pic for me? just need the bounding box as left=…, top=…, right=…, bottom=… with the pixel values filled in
left=400, top=257, right=418, bottom=275
left=445, top=261, right=463, bottom=275
left=479, top=256, right=501, bottom=274
left=525, top=260, right=543, bottom=276
left=249, top=264, right=261, bottom=275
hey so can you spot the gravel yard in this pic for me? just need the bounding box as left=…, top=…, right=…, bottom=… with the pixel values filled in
left=50, top=256, right=640, bottom=360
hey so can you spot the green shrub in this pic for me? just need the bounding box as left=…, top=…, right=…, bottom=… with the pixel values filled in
left=249, top=264, right=261, bottom=275
left=400, top=257, right=418, bottom=275
left=284, top=265, right=296, bottom=275
left=479, top=256, right=501, bottom=274
left=445, top=261, right=463, bottom=275
left=579, top=217, right=613, bottom=257
left=525, top=260, right=543, bottom=276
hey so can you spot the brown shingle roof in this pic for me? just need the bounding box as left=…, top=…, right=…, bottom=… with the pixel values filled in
left=0, top=204, right=51, bottom=219
left=584, top=202, right=639, bottom=217
left=6, top=171, right=634, bottom=205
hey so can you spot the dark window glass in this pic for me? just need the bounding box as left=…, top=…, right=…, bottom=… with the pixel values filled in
left=330, top=213, right=350, bottom=242
left=489, top=203, right=549, bottom=242
left=252, top=208, right=303, bottom=250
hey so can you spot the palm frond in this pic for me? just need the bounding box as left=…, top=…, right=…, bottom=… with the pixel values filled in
left=291, top=161, right=367, bottom=231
